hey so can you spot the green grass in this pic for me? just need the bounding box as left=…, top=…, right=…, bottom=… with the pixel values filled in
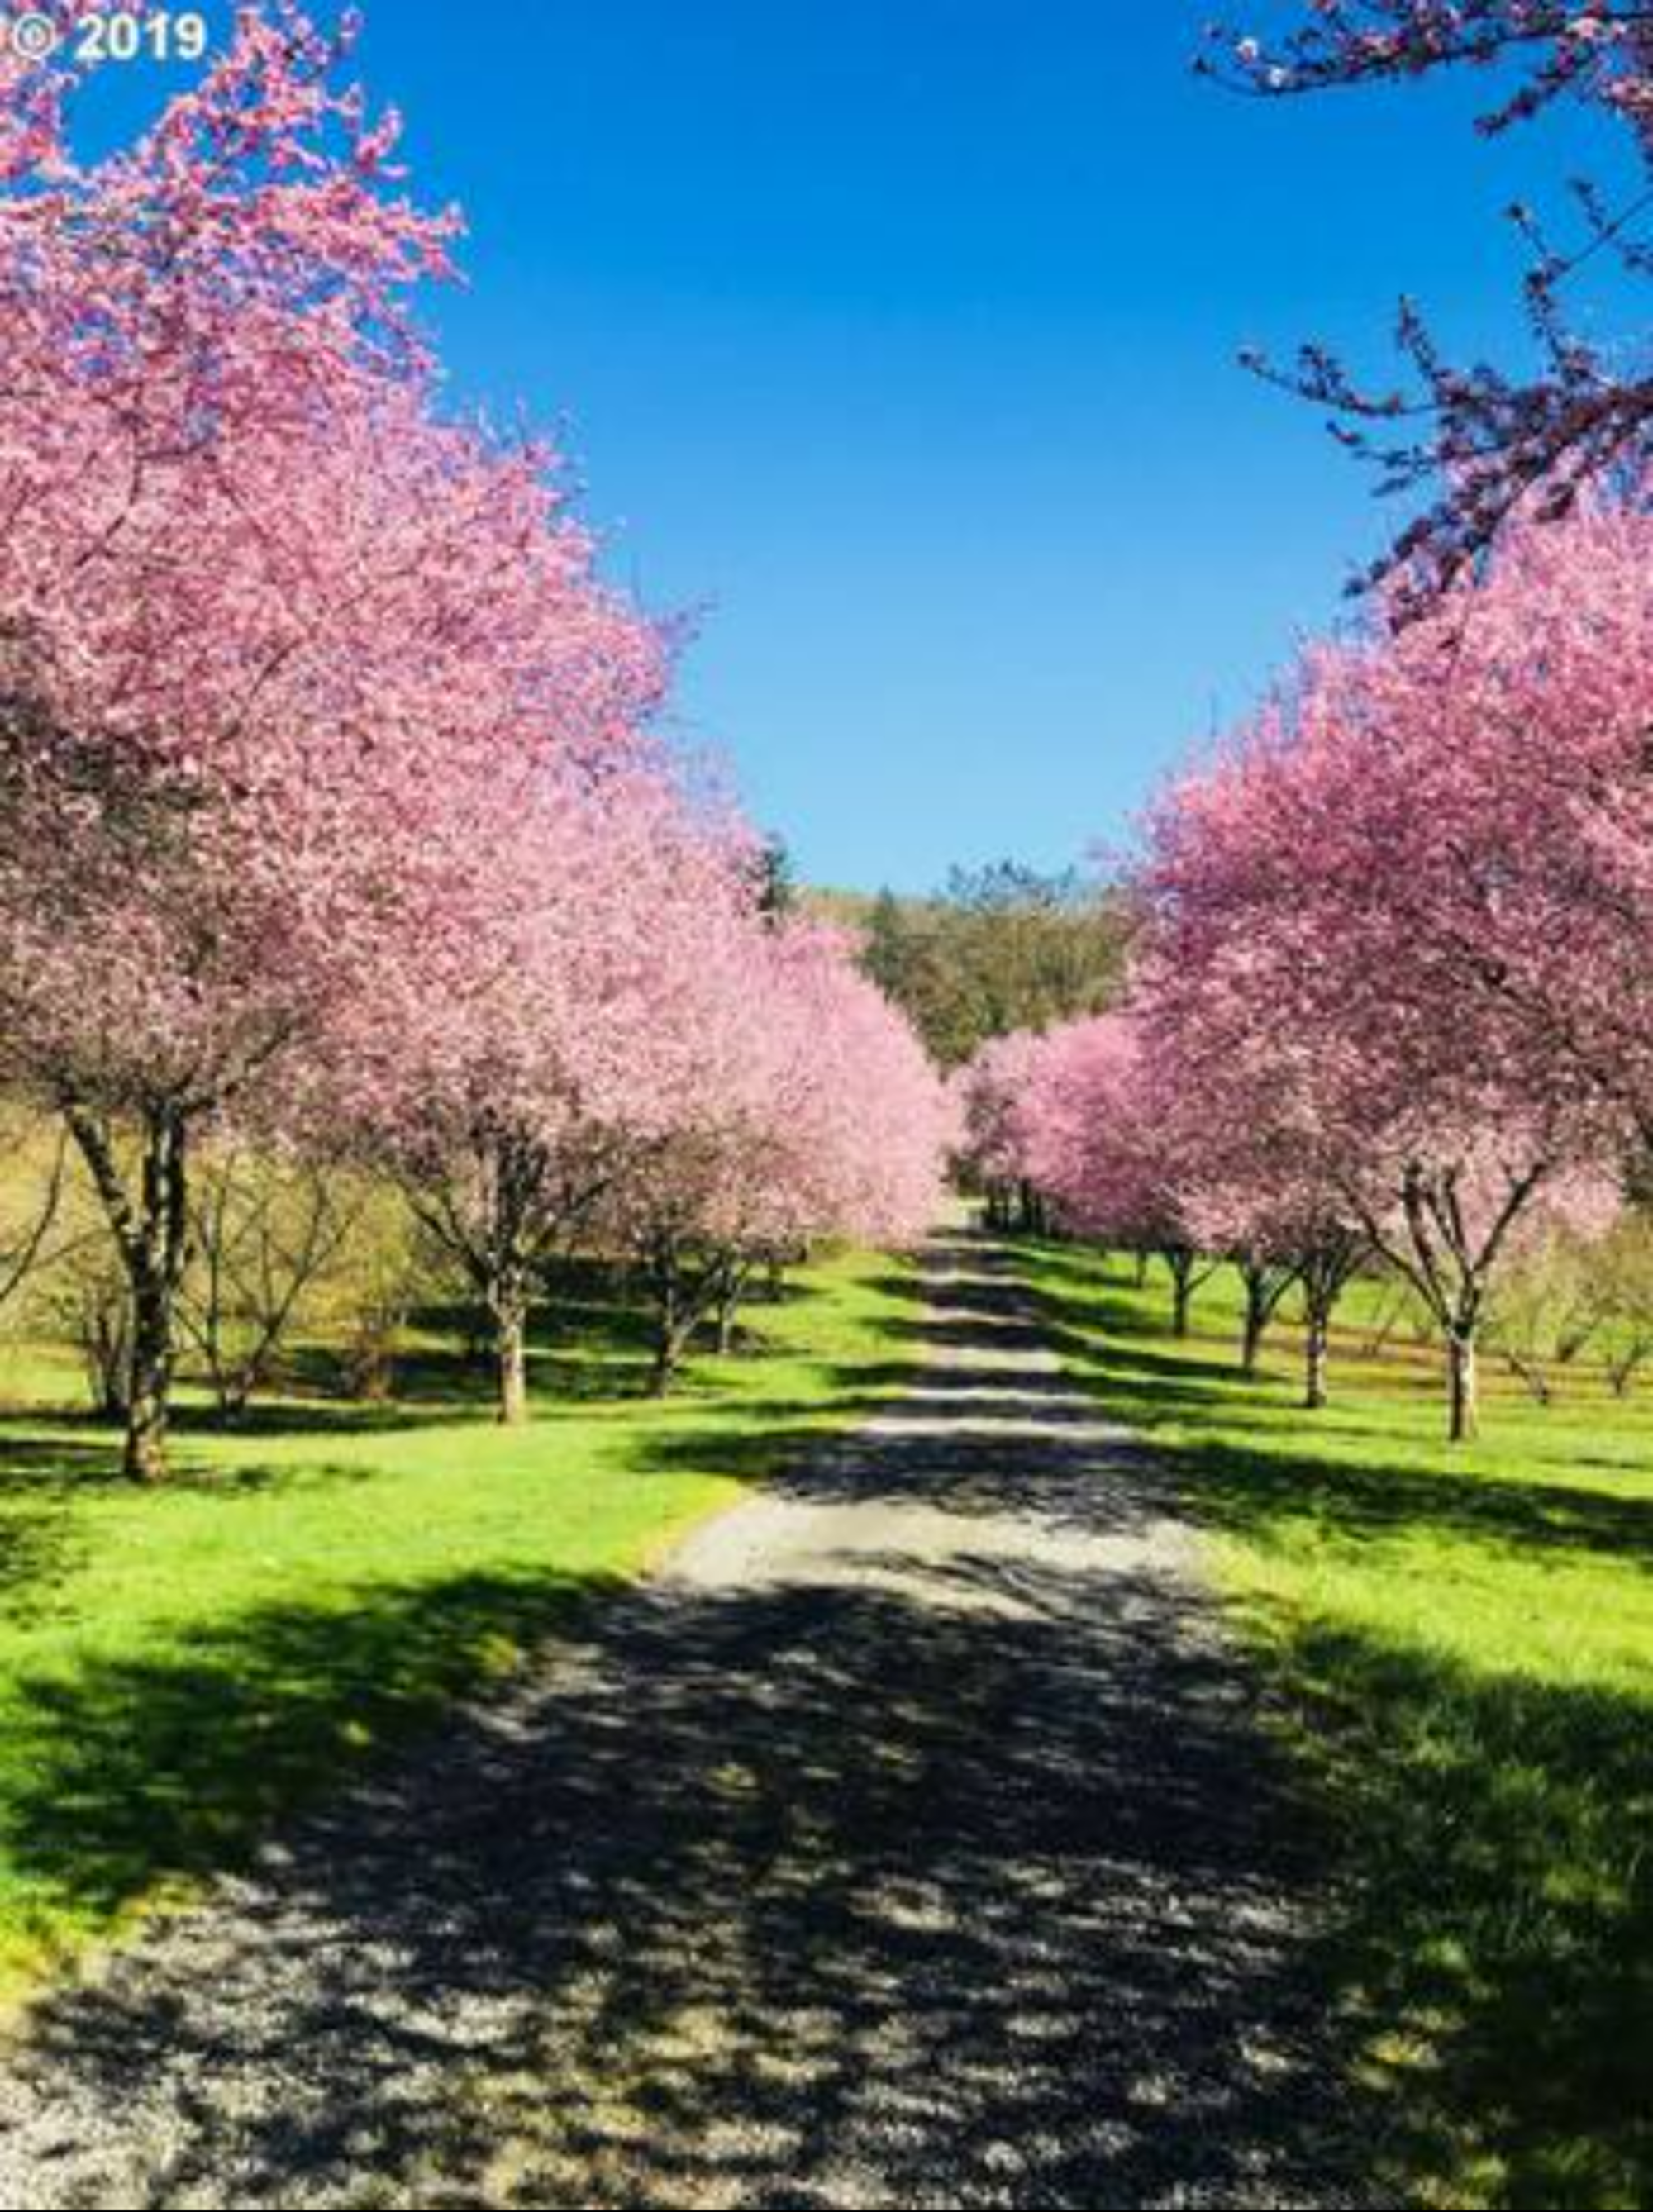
left=1014, top=1239, right=1653, bottom=2212
left=0, top=1248, right=912, bottom=2003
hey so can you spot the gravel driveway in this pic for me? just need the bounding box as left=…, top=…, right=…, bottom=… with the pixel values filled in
left=0, top=1238, right=1367, bottom=2210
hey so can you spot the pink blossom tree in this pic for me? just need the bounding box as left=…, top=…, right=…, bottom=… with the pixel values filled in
left=1293, top=496, right=1653, bottom=1151
left=0, top=7, right=660, bottom=1474
left=1007, top=1014, right=1220, bottom=1337
left=350, top=762, right=762, bottom=1425
left=1136, top=623, right=1631, bottom=1439
left=954, top=1029, right=1057, bottom=1233
left=1131, top=1001, right=1371, bottom=1394
left=605, top=915, right=950, bottom=1394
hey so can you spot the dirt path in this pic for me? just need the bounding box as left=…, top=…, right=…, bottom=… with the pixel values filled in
left=0, top=1239, right=1364, bottom=2210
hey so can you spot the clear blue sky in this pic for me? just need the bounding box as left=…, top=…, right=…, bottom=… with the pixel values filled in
left=82, top=3, right=1617, bottom=891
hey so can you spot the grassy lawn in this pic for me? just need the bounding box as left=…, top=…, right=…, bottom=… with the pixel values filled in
left=1014, top=1239, right=1653, bottom=2212
left=0, top=1248, right=912, bottom=2005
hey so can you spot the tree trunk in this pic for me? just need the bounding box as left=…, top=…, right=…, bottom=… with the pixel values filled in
left=1447, top=1329, right=1479, bottom=1444
left=1240, top=1269, right=1270, bottom=1377
left=493, top=1280, right=530, bottom=1426
left=1304, top=1304, right=1331, bottom=1410
left=1239, top=1259, right=1300, bottom=1377
left=124, top=1272, right=174, bottom=1484
left=66, top=1101, right=191, bottom=1483
left=650, top=1314, right=698, bottom=1396
left=712, top=1261, right=751, bottom=1357
left=1166, top=1251, right=1194, bottom=1338
left=1298, top=1235, right=1365, bottom=1412
left=473, top=1134, right=541, bottom=1426
left=1241, top=1303, right=1264, bottom=1376
left=648, top=1238, right=685, bottom=1396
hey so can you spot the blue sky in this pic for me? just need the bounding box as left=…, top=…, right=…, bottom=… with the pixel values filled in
left=77, top=3, right=1621, bottom=890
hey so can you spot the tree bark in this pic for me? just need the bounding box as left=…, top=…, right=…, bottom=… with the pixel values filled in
left=1165, top=1249, right=1199, bottom=1338
left=1237, top=1258, right=1299, bottom=1378
left=472, top=1136, right=540, bottom=1425
left=646, top=1236, right=688, bottom=1396
left=1447, top=1328, right=1479, bottom=1444
left=711, top=1260, right=751, bottom=1357
left=1374, top=1158, right=1538, bottom=1443
left=1241, top=1283, right=1268, bottom=1377
left=493, top=1276, right=530, bottom=1426
left=125, top=1274, right=174, bottom=1483
left=1304, top=1304, right=1331, bottom=1410
left=66, top=1100, right=191, bottom=1482
left=1297, top=1234, right=1365, bottom=1412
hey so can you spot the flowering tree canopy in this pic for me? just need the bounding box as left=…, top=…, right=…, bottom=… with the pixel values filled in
left=603, top=912, right=950, bottom=1391
left=1131, top=519, right=1639, bottom=1434
left=0, top=5, right=665, bottom=1472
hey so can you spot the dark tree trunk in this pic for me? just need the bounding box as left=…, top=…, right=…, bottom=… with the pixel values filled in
left=1237, top=1258, right=1298, bottom=1378
left=1165, top=1249, right=1198, bottom=1338
left=125, top=1278, right=174, bottom=1484
left=67, top=1101, right=191, bottom=1482
left=1241, top=1277, right=1269, bottom=1377
left=646, top=1236, right=691, bottom=1396
left=1388, top=1159, right=1536, bottom=1444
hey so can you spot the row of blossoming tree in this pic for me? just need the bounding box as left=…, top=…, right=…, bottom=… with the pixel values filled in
left=0, top=4, right=950, bottom=1480
left=961, top=489, right=1653, bottom=1442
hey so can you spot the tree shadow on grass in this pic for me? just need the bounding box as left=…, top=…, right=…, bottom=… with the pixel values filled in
left=1268, top=1619, right=1653, bottom=2209
left=0, top=1496, right=86, bottom=1625
left=1169, top=1429, right=1653, bottom=1572
left=2, top=1567, right=621, bottom=1955
left=0, top=1418, right=417, bottom=1515
left=1013, top=1262, right=1653, bottom=1574
left=0, top=1429, right=138, bottom=1490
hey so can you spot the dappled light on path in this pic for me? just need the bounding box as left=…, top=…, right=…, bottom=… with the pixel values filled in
left=0, top=1240, right=1363, bottom=2210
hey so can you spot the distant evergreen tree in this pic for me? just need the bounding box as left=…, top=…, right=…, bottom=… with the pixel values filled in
left=852, top=862, right=1128, bottom=1067
left=756, top=835, right=798, bottom=924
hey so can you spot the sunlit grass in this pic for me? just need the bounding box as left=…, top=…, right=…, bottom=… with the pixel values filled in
left=0, top=1248, right=913, bottom=2003
left=1017, top=1239, right=1653, bottom=2212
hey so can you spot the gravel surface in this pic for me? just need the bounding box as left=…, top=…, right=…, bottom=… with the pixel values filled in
left=0, top=1238, right=1370, bottom=2210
